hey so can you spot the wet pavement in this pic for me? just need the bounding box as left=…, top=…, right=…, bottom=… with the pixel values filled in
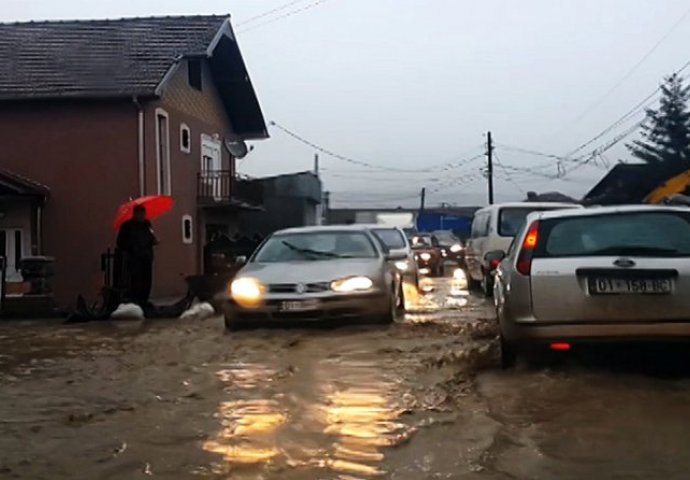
left=2, top=277, right=690, bottom=479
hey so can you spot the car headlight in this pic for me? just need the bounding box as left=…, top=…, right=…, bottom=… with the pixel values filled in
left=450, top=244, right=463, bottom=253
left=420, top=252, right=431, bottom=261
left=441, top=249, right=448, bottom=257
left=230, top=277, right=265, bottom=308
left=331, top=276, right=374, bottom=292
left=395, top=260, right=410, bottom=271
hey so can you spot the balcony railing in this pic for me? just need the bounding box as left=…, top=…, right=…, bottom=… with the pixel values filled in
left=197, top=171, right=263, bottom=207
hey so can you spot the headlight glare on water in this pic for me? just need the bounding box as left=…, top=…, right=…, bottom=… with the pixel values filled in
left=331, top=276, right=374, bottom=292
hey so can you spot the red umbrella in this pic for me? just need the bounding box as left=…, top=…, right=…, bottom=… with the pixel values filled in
left=113, top=195, right=174, bottom=231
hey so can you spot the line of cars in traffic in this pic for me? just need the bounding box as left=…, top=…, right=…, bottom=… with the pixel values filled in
left=220, top=199, right=690, bottom=371
left=220, top=224, right=466, bottom=330
left=464, top=202, right=690, bottom=368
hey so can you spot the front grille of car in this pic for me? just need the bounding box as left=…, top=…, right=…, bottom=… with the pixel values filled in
left=268, top=282, right=330, bottom=294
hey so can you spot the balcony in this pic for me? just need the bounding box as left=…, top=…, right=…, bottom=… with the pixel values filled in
left=197, top=171, right=263, bottom=208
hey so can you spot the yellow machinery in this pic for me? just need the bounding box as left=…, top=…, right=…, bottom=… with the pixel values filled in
left=643, top=168, right=690, bottom=204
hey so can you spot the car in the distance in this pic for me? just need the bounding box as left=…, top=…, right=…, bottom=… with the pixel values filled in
left=492, top=205, right=690, bottom=367
left=411, top=233, right=444, bottom=277
left=432, top=230, right=465, bottom=266
left=369, top=225, right=419, bottom=287
left=221, top=226, right=406, bottom=329
left=465, top=202, right=582, bottom=296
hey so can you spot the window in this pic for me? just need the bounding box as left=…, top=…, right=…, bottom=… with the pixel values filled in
left=182, top=215, right=193, bottom=244
left=471, top=213, right=490, bottom=238
left=498, top=206, right=579, bottom=237
left=155, top=109, right=171, bottom=195
left=372, top=228, right=407, bottom=250
left=188, top=58, right=202, bottom=91
left=255, top=232, right=378, bottom=263
left=539, top=212, right=690, bottom=258
left=180, top=123, right=191, bottom=153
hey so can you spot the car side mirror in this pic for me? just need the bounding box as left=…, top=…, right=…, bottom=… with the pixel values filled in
left=385, top=252, right=407, bottom=261
left=484, top=250, right=505, bottom=262
left=235, top=255, right=247, bottom=265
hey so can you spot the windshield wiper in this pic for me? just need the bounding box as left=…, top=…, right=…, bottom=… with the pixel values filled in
left=589, top=246, right=680, bottom=255
left=282, top=241, right=341, bottom=258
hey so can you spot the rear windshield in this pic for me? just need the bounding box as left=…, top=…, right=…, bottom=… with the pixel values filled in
left=538, top=212, right=690, bottom=257
left=499, top=206, right=574, bottom=237
left=372, top=228, right=406, bottom=249
left=433, top=231, right=459, bottom=245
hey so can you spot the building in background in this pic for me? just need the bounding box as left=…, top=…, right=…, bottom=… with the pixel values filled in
left=0, top=15, right=267, bottom=307
left=238, top=171, right=323, bottom=236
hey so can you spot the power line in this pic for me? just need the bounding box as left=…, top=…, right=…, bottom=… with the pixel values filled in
left=270, top=121, right=485, bottom=172
left=497, top=143, right=581, bottom=164
left=236, top=0, right=311, bottom=26
left=493, top=152, right=526, bottom=195
left=562, top=59, right=690, bottom=159
left=553, top=5, right=690, bottom=133
left=237, top=0, right=333, bottom=33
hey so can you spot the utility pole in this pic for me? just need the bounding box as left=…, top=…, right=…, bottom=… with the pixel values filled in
left=313, top=153, right=319, bottom=176
left=419, top=187, right=426, bottom=214
left=487, top=131, right=494, bottom=205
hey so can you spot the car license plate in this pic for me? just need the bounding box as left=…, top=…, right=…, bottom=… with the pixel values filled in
left=280, top=300, right=320, bottom=312
left=589, top=278, right=672, bottom=295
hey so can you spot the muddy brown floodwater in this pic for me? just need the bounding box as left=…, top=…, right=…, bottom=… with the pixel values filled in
left=2, top=277, right=690, bottom=479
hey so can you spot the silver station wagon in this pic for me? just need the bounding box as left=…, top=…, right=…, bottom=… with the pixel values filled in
left=492, top=205, right=690, bottom=367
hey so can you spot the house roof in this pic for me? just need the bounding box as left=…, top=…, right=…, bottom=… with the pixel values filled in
left=0, top=169, right=49, bottom=198
left=582, top=163, right=670, bottom=204
left=0, top=15, right=267, bottom=138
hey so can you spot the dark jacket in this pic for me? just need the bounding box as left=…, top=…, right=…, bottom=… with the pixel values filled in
left=117, top=219, right=156, bottom=261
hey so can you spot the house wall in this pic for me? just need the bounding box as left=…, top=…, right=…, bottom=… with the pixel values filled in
left=0, top=100, right=139, bottom=305
left=142, top=58, right=239, bottom=298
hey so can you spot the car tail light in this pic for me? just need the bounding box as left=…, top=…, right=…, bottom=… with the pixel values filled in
left=550, top=342, right=571, bottom=351
left=516, top=220, right=540, bottom=276
left=489, top=259, right=501, bottom=270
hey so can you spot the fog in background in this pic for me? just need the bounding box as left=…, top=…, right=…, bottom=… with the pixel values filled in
left=3, top=0, right=690, bottom=207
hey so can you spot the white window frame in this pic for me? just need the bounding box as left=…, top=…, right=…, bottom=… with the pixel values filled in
left=181, top=214, right=193, bottom=244
left=155, top=108, right=172, bottom=195
left=180, top=123, right=191, bottom=154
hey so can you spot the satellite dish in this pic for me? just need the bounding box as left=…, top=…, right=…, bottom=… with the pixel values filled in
left=225, top=139, right=249, bottom=159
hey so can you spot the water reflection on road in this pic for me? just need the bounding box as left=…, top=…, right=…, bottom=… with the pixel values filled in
left=203, top=354, right=415, bottom=478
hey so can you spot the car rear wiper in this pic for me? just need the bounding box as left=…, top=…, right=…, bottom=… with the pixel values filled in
left=588, top=246, right=680, bottom=255
left=282, top=241, right=341, bottom=258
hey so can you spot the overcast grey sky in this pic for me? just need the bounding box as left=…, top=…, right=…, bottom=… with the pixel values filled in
left=3, top=0, right=690, bottom=207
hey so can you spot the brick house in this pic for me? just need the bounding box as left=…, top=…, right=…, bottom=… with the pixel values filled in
left=0, top=16, right=268, bottom=307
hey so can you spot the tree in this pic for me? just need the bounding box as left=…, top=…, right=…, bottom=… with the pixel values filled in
left=627, top=73, right=690, bottom=175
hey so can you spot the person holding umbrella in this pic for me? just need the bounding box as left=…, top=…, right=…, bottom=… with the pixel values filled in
left=116, top=205, right=159, bottom=306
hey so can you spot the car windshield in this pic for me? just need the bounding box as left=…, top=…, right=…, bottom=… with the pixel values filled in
left=372, top=228, right=407, bottom=250
left=433, top=231, right=459, bottom=245
left=254, top=231, right=378, bottom=262
left=540, top=212, right=690, bottom=257
left=499, top=206, right=575, bottom=237
left=411, top=235, right=434, bottom=248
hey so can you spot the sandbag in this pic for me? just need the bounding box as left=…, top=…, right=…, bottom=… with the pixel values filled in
left=179, top=302, right=216, bottom=320
left=110, top=303, right=145, bottom=320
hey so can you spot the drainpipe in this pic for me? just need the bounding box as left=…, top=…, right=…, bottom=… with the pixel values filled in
left=133, top=96, right=145, bottom=197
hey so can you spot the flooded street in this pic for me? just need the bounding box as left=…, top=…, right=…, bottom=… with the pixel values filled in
left=2, top=278, right=690, bottom=479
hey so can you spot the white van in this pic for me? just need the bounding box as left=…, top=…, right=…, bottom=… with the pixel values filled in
left=465, top=202, right=582, bottom=296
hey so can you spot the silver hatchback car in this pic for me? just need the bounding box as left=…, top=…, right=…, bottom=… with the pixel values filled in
left=492, top=205, right=690, bottom=367
left=221, top=226, right=406, bottom=329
